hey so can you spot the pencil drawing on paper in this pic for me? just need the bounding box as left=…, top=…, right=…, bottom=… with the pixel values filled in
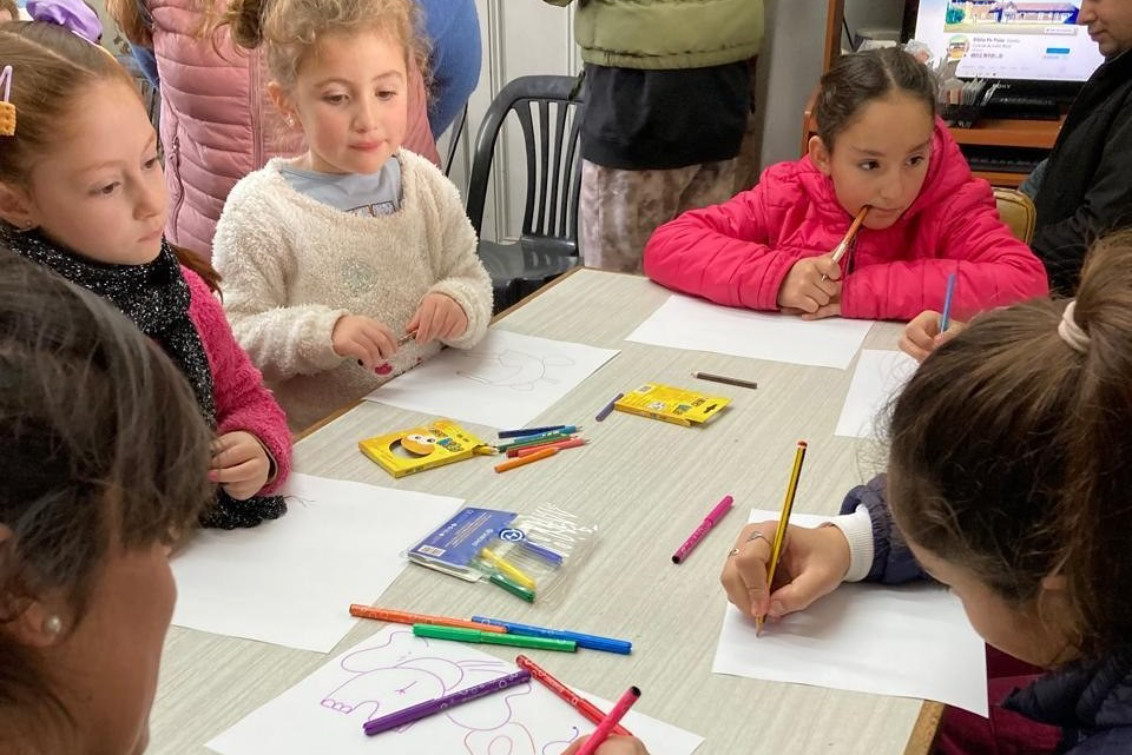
left=318, top=629, right=581, bottom=754
left=457, top=349, right=576, bottom=392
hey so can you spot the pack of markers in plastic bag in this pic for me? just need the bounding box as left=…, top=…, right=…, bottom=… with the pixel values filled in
left=405, top=503, right=596, bottom=605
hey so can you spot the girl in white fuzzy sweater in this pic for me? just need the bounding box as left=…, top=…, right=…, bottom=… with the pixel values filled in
left=212, top=0, right=491, bottom=431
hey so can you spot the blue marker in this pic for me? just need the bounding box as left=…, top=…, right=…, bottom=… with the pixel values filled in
left=498, top=425, right=569, bottom=439
left=471, top=616, right=632, bottom=655
left=518, top=539, right=564, bottom=566
left=496, top=426, right=580, bottom=449
left=940, top=273, right=957, bottom=333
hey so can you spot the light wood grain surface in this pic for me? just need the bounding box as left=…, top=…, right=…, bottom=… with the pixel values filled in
left=150, top=270, right=935, bottom=755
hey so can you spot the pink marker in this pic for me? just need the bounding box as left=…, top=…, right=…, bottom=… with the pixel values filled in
left=671, top=495, right=735, bottom=564
left=575, top=686, right=641, bottom=755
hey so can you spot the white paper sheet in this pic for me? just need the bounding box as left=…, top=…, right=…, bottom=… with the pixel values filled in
left=208, top=625, right=704, bottom=755
left=364, top=330, right=620, bottom=429
left=172, top=474, right=463, bottom=652
left=626, top=294, right=874, bottom=370
left=712, top=511, right=988, bottom=716
left=835, top=350, right=920, bottom=438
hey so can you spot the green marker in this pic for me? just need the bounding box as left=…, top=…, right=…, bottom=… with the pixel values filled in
left=412, top=623, right=577, bottom=652
left=489, top=572, right=537, bottom=603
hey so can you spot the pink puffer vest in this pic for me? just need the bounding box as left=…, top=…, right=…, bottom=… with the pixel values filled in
left=148, top=0, right=440, bottom=258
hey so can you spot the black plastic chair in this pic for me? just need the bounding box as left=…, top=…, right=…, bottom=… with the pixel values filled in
left=465, top=76, right=585, bottom=313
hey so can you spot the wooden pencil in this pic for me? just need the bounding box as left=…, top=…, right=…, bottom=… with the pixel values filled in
left=757, top=440, right=808, bottom=634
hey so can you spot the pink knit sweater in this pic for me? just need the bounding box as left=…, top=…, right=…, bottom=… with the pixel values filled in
left=185, top=267, right=292, bottom=493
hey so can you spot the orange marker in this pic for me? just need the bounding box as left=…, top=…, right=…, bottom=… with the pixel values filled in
left=349, top=605, right=507, bottom=633
left=510, top=437, right=587, bottom=458
left=494, top=446, right=559, bottom=473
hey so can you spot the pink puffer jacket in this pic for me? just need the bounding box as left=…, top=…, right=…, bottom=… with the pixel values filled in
left=643, top=119, right=1049, bottom=321
left=149, top=0, right=440, bottom=258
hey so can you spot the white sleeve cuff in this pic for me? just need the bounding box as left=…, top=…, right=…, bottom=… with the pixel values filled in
left=827, top=504, right=875, bottom=582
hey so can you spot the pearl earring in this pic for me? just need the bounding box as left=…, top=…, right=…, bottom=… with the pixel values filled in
left=43, top=615, right=62, bottom=636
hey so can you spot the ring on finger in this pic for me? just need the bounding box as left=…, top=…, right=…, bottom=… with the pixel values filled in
left=727, top=548, right=740, bottom=558
left=746, top=531, right=769, bottom=546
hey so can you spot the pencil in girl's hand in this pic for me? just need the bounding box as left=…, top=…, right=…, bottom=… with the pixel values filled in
left=757, top=440, right=808, bottom=635
left=831, top=205, right=870, bottom=264
left=940, top=273, right=957, bottom=333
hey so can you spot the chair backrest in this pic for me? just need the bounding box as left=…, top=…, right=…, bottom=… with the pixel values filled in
left=465, top=75, right=585, bottom=248
left=993, top=187, right=1037, bottom=244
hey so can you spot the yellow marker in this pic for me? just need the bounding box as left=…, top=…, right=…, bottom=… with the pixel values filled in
left=479, top=548, right=536, bottom=590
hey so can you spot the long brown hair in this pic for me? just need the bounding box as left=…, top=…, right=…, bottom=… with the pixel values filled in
left=887, top=230, right=1132, bottom=660
left=0, top=252, right=213, bottom=743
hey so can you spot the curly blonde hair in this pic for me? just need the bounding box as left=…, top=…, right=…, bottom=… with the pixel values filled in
left=224, top=0, right=428, bottom=90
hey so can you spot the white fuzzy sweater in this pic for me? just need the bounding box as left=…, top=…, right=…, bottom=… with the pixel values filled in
left=213, top=150, right=492, bottom=431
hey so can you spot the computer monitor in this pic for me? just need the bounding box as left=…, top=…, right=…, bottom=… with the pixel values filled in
left=905, top=1, right=1104, bottom=87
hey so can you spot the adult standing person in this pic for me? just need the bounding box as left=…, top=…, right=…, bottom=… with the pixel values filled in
left=417, top=0, right=480, bottom=140
left=1025, top=0, right=1132, bottom=295
left=543, top=0, right=763, bottom=273
left=106, top=0, right=440, bottom=259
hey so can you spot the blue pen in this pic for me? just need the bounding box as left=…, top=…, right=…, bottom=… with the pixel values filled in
left=471, top=616, right=632, bottom=655
left=498, top=425, right=567, bottom=439
left=940, top=273, right=957, bottom=333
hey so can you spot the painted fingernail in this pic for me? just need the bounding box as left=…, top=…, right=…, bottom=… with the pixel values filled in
left=375, top=363, right=393, bottom=375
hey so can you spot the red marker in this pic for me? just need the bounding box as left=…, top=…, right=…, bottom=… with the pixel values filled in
left=516, top=655, right=632, bottom=737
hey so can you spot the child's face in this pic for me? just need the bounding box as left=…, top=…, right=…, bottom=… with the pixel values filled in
left=907, top=539, right=1072, bottom=668
left=9, top=79, right=166, bottom=265
left=810, top=94, right=934, bottom=231
left=36, top=541, right=177, bottom=754
left=278, top=29, right=409, bottom=175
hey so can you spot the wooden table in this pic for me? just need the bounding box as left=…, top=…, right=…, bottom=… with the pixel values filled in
left=150, top=269, right=940, bottom=755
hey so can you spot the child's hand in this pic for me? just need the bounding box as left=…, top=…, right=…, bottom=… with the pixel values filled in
left=777, top=255, right=842, bottom=315
left=899, top=310, right=966, bottom=363
left=406, top=292, right=468, bottom=345
left=720, top=521, right=850, bottom=622
left=562, top=737, right=650, bottom=755
left=332, top=315, right=398, bottom=370
left=210, top=431, right=273, bottom=500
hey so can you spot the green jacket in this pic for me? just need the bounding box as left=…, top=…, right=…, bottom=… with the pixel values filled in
left=543, top=0, right=763, bottom=70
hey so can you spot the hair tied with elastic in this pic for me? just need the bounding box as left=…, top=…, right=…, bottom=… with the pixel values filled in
left=1057, top=299, right=1090, bottom=354
left=0, top=65, right=13, bottom=136
left=26, top=0, right=103, bottom=44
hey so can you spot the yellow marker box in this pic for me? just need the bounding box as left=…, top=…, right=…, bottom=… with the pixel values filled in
left=359, top=418, right=492, bottom=478
left=614, top=383, right=731, bottom=427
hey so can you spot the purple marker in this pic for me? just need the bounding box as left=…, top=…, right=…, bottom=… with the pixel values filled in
left=595, top=392, right=623, bottom=422
left=671, top=495, right=735, bottom=564
left=363, top=669, right=531, bottom=736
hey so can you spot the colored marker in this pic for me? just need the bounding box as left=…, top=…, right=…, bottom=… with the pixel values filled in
left=575, top=686, right=642, bottom=755
left=595, top=393, right=623, bottom=422
left=412, top=623, right=576, bottom=652
left=516, top=655, right=633, bottom=737
left=498, top=424, right=576, bottom=439
left=479, top=548, right=537, bottom=590
left=512, top=437, right=587, bottom=458
left=503, top=435, right=577, bottom=457
left=471, top=617, right=632, bottom=655
left=517, top=539, right=564, bottom=566
left=494, top=446, right=559, bottom=473
left=348, top=605, right=507, bottom=633
left=671, top=495, right=735, bottom=564
left=363, top=669, right=531, bottom=735
left=940, top=273, right=957, bottom=333
left=691, top=371, right=758, bottom=390
left=488, top=572, right=536, bottom=602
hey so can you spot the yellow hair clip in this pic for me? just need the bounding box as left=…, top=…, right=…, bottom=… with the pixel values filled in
left=0, top=66, right=14, bottom=137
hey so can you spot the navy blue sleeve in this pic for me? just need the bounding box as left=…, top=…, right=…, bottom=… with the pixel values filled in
left=839, top=474, right=928, bottom=585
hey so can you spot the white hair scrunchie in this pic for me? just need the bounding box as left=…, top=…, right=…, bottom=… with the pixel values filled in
left=1057, top=300, right=1090, bottom=354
